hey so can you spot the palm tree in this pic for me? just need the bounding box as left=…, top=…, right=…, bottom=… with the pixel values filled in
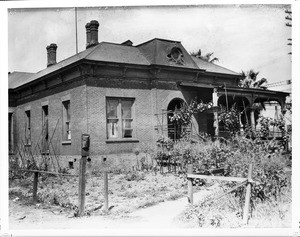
left=190, top=49, right=219, bottom=63
left=239, top=69, right=267, bottom=88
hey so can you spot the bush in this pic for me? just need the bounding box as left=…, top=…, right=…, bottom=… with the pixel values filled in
left=222, top=136, right=289, bottom=210
left=124, top=171, right=145, bottom=181
left=153, top=134, right=290, bottom=217
left=180, top=189, right=291, bottom=228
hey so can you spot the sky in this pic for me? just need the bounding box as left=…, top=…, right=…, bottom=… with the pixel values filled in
left=7, top=4, right=292, bottom=92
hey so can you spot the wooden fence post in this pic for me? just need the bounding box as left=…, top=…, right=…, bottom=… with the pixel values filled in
left=187, top=164, right=193, bottom=205
left=78, top=156, right=87, bottom=216
left=243, top=163, right=253, bottom=224
left=32, top=172, right=39, bottom=202
left=104, top=171, right=109, bottom=212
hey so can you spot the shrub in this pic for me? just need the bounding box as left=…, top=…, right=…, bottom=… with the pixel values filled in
left=124, top=171, right=145, bottom=181
left=223, top=136, right=289, bottom=210
left=153, top=133, right=290, bottom=219
left=218, top=105, right=241, bottom=136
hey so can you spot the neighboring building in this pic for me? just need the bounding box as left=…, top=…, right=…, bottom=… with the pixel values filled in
left=8, top=20, right=289, bottom=168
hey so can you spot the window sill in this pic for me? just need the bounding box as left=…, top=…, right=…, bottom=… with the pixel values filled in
left=105, top=139, right=139, bottom=143
left=62, top=140, right=71, bottom=145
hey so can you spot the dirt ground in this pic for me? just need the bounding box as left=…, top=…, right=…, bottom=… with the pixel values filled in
left=8, top=170, right=292, bottom=230
left=9, top=184, right=218, bottom=230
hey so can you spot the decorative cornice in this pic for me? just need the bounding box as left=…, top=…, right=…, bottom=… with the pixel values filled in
left=149, top=68, right=161, bottom=79
left=122, top=67, right=128, bottom=78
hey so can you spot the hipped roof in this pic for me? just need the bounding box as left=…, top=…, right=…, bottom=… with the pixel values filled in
left=9, top=38, right=240, bottom=89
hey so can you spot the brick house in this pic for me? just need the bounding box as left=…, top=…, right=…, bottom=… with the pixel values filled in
left=8, top=20, right=289, bottom=169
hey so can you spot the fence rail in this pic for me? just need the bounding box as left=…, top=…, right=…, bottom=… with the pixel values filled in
left=187, top=163, right=254, bottom=224
left=12, top=159, right=109, bottom=217
left=187, top=174, right=247, bottom=183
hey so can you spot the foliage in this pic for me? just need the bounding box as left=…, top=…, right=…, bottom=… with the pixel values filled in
left=180, top=188, right=291, bottom=228
left=10, top=172, right=188, bottom=217
left=256, top=115, right=287, bottom=140
left=125, top=171, right=146, bottom=182
left=239, top=69, right=267, bottom=88
left=218, top=105, right=241, bottom=135
left=156, top=135, right=174, bottom=151
left=223, top=136, right=288, bottom=212
left=190, top=49, right=219, bottom=63
left=168, top=100, right=213, bottom=139
left=152, top=133, right=289, bottom=216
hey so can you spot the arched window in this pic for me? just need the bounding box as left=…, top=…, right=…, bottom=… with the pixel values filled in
left=167, top=98, right=184, bottom=140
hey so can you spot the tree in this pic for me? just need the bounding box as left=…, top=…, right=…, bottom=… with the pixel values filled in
left=190, top=49, right=219, bottom=63
left=239, top=69, right=267, bottom=89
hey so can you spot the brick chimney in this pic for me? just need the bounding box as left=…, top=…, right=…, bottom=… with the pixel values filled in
left=85, top=23, right=91, bottom=48
left=86, top=20, right=99, bottom=48
left=46, top=43, right=57, bottom=67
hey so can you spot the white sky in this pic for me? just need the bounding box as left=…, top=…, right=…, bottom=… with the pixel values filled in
left=7, top=5, right=292, bottom=92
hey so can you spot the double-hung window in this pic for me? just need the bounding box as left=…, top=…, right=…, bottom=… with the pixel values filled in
left=25, top=110, right=31, bottom=146
left=106, top=98, right=134, bottom=139
left=42, top=105, right=49, bottom=153
left=62, top=100, right=71, bottom=141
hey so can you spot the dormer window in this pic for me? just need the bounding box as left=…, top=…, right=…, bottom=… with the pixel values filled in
left=167, top=47, right=184, bottom=65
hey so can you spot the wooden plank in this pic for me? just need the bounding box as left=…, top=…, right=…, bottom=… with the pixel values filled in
left=197, top=167, right=225, bottom=175
left=104, top=171, right=109, bottom=212
left=32, top=172, right=39, bottom=203
left=187, top=164, right=193, bottom=205
left=78, top=156, right=87, bottom=217
left=210, top=180, right=247, bottom=203
left=243, top=163, right=253, bottom=224
left=187, top=173, right=247, bottom=183
left=17, top=169, right=78, bottom=177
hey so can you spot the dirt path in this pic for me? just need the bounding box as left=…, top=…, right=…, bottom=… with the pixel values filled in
left=125, top=185, right=218, bottom=228
left=9, top=184, right=218, bottom=230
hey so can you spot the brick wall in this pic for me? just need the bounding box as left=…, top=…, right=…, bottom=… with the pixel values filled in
left=86, top=84, right=155, bottom=155
left=14, top=84, right=87, bottom=159
left=12, top=75, right=211, bottom=168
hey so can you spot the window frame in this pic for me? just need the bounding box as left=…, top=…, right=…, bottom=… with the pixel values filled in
left=25, top=110, right=31, bottom=146
left=62, top=100, right=71, bottom=143
left=42, top=105, right=49, bottom=153
left=106, top=97, right=136, bottom=141
left=9, top=112, right=14, bottom=153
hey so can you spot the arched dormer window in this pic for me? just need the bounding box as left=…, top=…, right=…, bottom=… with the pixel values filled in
left=167, top=47, right=184, bottom=65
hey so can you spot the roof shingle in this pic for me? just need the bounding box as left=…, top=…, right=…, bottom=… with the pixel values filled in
left=9, top=39, right=240, bottom=89
left=8, top=71, right=35, bottom=89
left=191, top=56, right=239, bottom=76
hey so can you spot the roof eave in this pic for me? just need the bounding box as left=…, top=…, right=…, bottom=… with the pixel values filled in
left=219, top=86, right=290, bottom=96
left=204, top=71, right=244, bottom=79
left=12, top=59, right=84, bottom=91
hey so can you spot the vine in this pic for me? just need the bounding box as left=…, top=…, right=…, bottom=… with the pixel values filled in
left=218, top=105, right=241, bottom=135
left=169, top=100, right=213, bottom=127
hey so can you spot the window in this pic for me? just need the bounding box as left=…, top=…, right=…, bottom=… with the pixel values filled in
left=9, top=113, right=13, bottom=153
left=62, top=100, right=71, bottom=141
left=42, top=105, right=49, bottom=153
left=25, top=110, right=31, bottom=145
left=106, top=98, right=134, bottom=139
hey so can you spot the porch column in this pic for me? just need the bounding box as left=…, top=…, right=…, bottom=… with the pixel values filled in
left=213, top=88, right=219, bottom=137
left=239, top=112, right=244, bottom=135
left=250, top=109, right=256, bottom=131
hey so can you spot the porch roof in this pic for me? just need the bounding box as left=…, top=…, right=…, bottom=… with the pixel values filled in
left=180, top=82, right=289, bottom=105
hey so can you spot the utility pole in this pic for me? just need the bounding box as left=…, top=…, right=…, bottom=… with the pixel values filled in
left=75, top=7, right=78, bottom=54
left=285, top=9, right=292, bottom=55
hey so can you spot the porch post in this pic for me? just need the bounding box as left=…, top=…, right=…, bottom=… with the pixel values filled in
left=213, top=88, right=219, bottom=137
left=239, top=112, right=244, bottom=135
left=250, top=109, right=256, bottom=131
